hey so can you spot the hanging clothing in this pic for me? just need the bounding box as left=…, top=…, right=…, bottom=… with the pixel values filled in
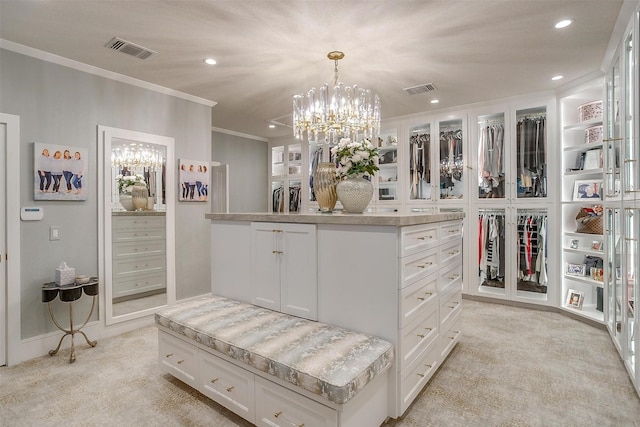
left=516, top=115, right=547, bottom=197
left=478, top=123, right=504, bottom=195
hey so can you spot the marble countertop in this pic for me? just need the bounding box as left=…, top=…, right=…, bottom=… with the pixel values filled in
left=112, top=210, right=166, bottom=216
left=205, top=209, right=464, bottom=227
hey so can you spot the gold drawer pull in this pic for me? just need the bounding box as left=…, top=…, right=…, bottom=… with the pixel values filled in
left=448, top=250, right=460, bottom=255
left=448, top=229, right=459, bottom=233
left=272, top=250, right=284, bottom=254
left=424, top=327, right=432, bottom=331
left=165, top=353, right=173, bottom=358
left=425, top=364, right=432, bottom=368
left=454, top=330, right=460, bottom=334
left=417, top=373, right=425, bottom=378
left=417, top=297, right=425, bottom=301
left=176, top=360, right=184, bottom=364
left=449, top=336, right=455, bottom=340
left=448, top=305, right=455, bottom=309
left=417, top=235, right=432, bottom=241
left=624, top=159, right=637, bottom=163
left=211, top=378, right=219, bottom=384
left=448, top=274, right=459, bottom=280
left=417, top=262, right=433, bottom=268
left=226, top=386, right=234, bottom=392
left=274, top=411, right=282, bottom=418
left=272, top=229, right=283, bottom=233
left=417, top=334, right=425, bottom=339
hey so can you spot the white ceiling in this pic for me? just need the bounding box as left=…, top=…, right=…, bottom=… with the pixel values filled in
left=0, top=0, right=625, bottom=139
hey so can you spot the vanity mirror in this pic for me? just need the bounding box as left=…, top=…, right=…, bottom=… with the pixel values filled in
left=98, top=126, right=175, bottom=325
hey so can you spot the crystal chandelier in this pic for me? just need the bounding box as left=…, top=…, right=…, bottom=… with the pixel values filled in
left=293, top=51, right=381, bottom=144
left=112, top=143, right=163, bottom=171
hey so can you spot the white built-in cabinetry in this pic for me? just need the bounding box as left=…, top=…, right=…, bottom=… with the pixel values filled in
left=111, top=214, right=166, bottom=301
left=250, top=222, right=317, bottom=320
left=208, top=213, right=464, bottom=419
left=602, top=3, right=639, bottom=397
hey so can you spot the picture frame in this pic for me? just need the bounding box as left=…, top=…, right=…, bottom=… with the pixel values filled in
left=178, top=159, right=210, bottom=202
left=34, top=142, right=88, bottom=201
left=591, top=240, right=603, bottom=251
left=566, top=263, right=586, bottom=276
left=567, top=289, right=585, bottom=309
left=569, top=239, right=579, bottom=249
left=582, top=148, right=602, bottom=170
left=573, top=179, right=602, bottom=201
left=590, top=267, right=604, bottom=282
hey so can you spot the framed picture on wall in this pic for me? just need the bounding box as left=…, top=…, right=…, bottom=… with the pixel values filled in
left=34, top=142, right=88, bottom=201
left=178, top=159, right=210, bottom=202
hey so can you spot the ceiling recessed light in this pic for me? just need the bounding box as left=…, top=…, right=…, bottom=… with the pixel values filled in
left=555, top=19, right=573, bottom=29
left=552, top=75, right=564, bottom=81
left=268, top=124, right=276, bottom=129
left=203, top=58, right=217, bottom=65
left=430, top=99, right=439, bottom=104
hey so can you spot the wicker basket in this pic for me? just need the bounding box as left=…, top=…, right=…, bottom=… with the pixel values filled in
left=575, top=209, right=603, bottom=234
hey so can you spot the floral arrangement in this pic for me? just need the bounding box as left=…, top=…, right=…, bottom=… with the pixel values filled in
left=117, top=174, right=146, bottom=194
left=330, top=138, right=379, bottom=178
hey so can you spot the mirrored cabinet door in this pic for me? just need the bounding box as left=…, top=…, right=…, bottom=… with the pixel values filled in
left=477, top=113, right=506, bottom=200
left=605, top=56, right=622, bottom=199
left=515, top=107, right=547, bottom=199
left=377, top=128, right=398, bottom=202
left=408, top=123, right=432, bottom=201
left=438, top=118, right=464, bottom=200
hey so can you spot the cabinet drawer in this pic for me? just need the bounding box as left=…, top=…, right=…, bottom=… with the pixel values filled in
left=113, top=255, right=165, bottom=277
left=399, top=306, right=438, bottom=371
left=400, top=247, right=438, bottom=289
left=438, top=240, right=462, bottom=267
left=112, top=272, right=166, bottom=299
left=440, top=289, right=462, bottom=331
left=158, top=331, right=198, bottom=388
left=199, top=350, right=255, bottom=423
left=113, top=227, right=165, bottom=242
left=399, top=272, right=438, bottom=328
left=400, top=345, right=439, bottom=415
left=112, top=215, right=164, bottom=230
left=439, top=313, right=462, bottom=362
left=439, top=221, right=463, bottom=245
left=113, top=239, right=165, bottom=259
left=401, top=223, right=439, bottom=257
left=255, top=376, right=336, bottom=427
left=438, top=262, right=462, bottom=295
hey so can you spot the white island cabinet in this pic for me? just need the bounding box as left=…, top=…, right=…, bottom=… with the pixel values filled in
left=207, top=210, right=465, bottom=420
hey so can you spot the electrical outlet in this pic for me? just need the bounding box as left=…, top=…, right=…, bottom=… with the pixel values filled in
left=49, top=226, right=61, bottom=241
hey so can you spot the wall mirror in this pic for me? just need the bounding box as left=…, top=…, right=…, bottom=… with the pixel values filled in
left=98, top=126, right=175, bottom=325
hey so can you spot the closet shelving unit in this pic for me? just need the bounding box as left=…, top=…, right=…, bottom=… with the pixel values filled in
left=376, top=127, right=400, bottom=204
left=559, top=79, right=605, bottom=323
left=468, top=101, right=555, bottom=306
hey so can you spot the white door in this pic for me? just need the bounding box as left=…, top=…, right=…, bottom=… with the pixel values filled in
left=0, top=122, right=7, bottom=366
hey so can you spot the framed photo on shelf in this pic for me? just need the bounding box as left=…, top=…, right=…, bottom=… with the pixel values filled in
left=590, top=267, right=604, bottom=282
left=566, top=263, right=586, bottom=276
left=573, top=180, right=602, bottom=201
left=567, top=289, right=585, bottom=309
left=591, top=240, right=603, bottom=251
left=569, top=239, right=579, bottom=249
left=582, top=148, right=602, bottom=170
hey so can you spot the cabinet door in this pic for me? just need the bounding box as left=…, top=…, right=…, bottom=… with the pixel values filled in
left=476, top=112, right=507, bottom=200
left=514, top=106, right=548, bottom=199
left=281, top=223, right=317, bottom=320
left=251, top=222, right=282, bottom=311
left=437, top=117, right=466, bottom=201
left=408, top=122, right=433, bottom=201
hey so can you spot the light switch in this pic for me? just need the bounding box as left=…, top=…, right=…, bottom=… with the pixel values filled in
left=49, top=226, right=61, bottom=241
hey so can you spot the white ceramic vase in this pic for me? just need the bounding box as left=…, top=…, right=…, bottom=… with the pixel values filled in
left=337, top=176, right=373, bottom=213
left=119, top=194, right=135, bottom=211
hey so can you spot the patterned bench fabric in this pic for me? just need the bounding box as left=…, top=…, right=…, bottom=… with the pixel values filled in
left=155, top=295, right=393, bottom=404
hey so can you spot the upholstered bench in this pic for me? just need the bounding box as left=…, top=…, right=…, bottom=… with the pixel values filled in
left=155, top=295, right=394, bottom=426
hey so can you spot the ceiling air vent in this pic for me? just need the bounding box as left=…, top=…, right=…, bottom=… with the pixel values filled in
left=105, top=37, right=156, bottom=60
left=403, top=83, right=438, bottom=95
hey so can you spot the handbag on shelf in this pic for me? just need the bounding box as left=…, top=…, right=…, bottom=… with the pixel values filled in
left=575, top=206, right=603, bottom=234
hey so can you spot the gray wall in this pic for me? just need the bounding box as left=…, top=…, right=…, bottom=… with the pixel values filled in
left=0, top=49, right=212, bottom=339
left=212, top=131, right=267, bottom=212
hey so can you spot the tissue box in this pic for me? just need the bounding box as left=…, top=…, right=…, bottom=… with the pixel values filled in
left=55, top=263, right=76, bottom=286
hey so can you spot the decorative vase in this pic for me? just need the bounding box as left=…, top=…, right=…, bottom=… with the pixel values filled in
left=337, top=176, right=373, bottom=213
left=119, top=194, right=134, bottom=211
left=313, top=162, right=338, bottom=212
left=132, top=182, right=148, bottom=211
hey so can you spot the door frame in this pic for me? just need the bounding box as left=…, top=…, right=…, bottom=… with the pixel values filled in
left=1, top=113, right=21, bottom=366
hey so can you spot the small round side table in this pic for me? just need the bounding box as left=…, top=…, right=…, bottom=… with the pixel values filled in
left=41, top=278, right=99, bottom=363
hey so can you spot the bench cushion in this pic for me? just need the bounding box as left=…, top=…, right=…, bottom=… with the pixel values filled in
left=155, top=295, right=393, bottom=404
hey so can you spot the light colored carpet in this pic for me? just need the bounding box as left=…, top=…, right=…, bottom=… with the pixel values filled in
left=1, top=299, right=639, bottom=427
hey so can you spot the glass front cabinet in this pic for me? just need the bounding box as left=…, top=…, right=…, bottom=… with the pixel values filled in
left=269, top=140, right=304, bottom=213
left=603, top=5, right=639, bottom=397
